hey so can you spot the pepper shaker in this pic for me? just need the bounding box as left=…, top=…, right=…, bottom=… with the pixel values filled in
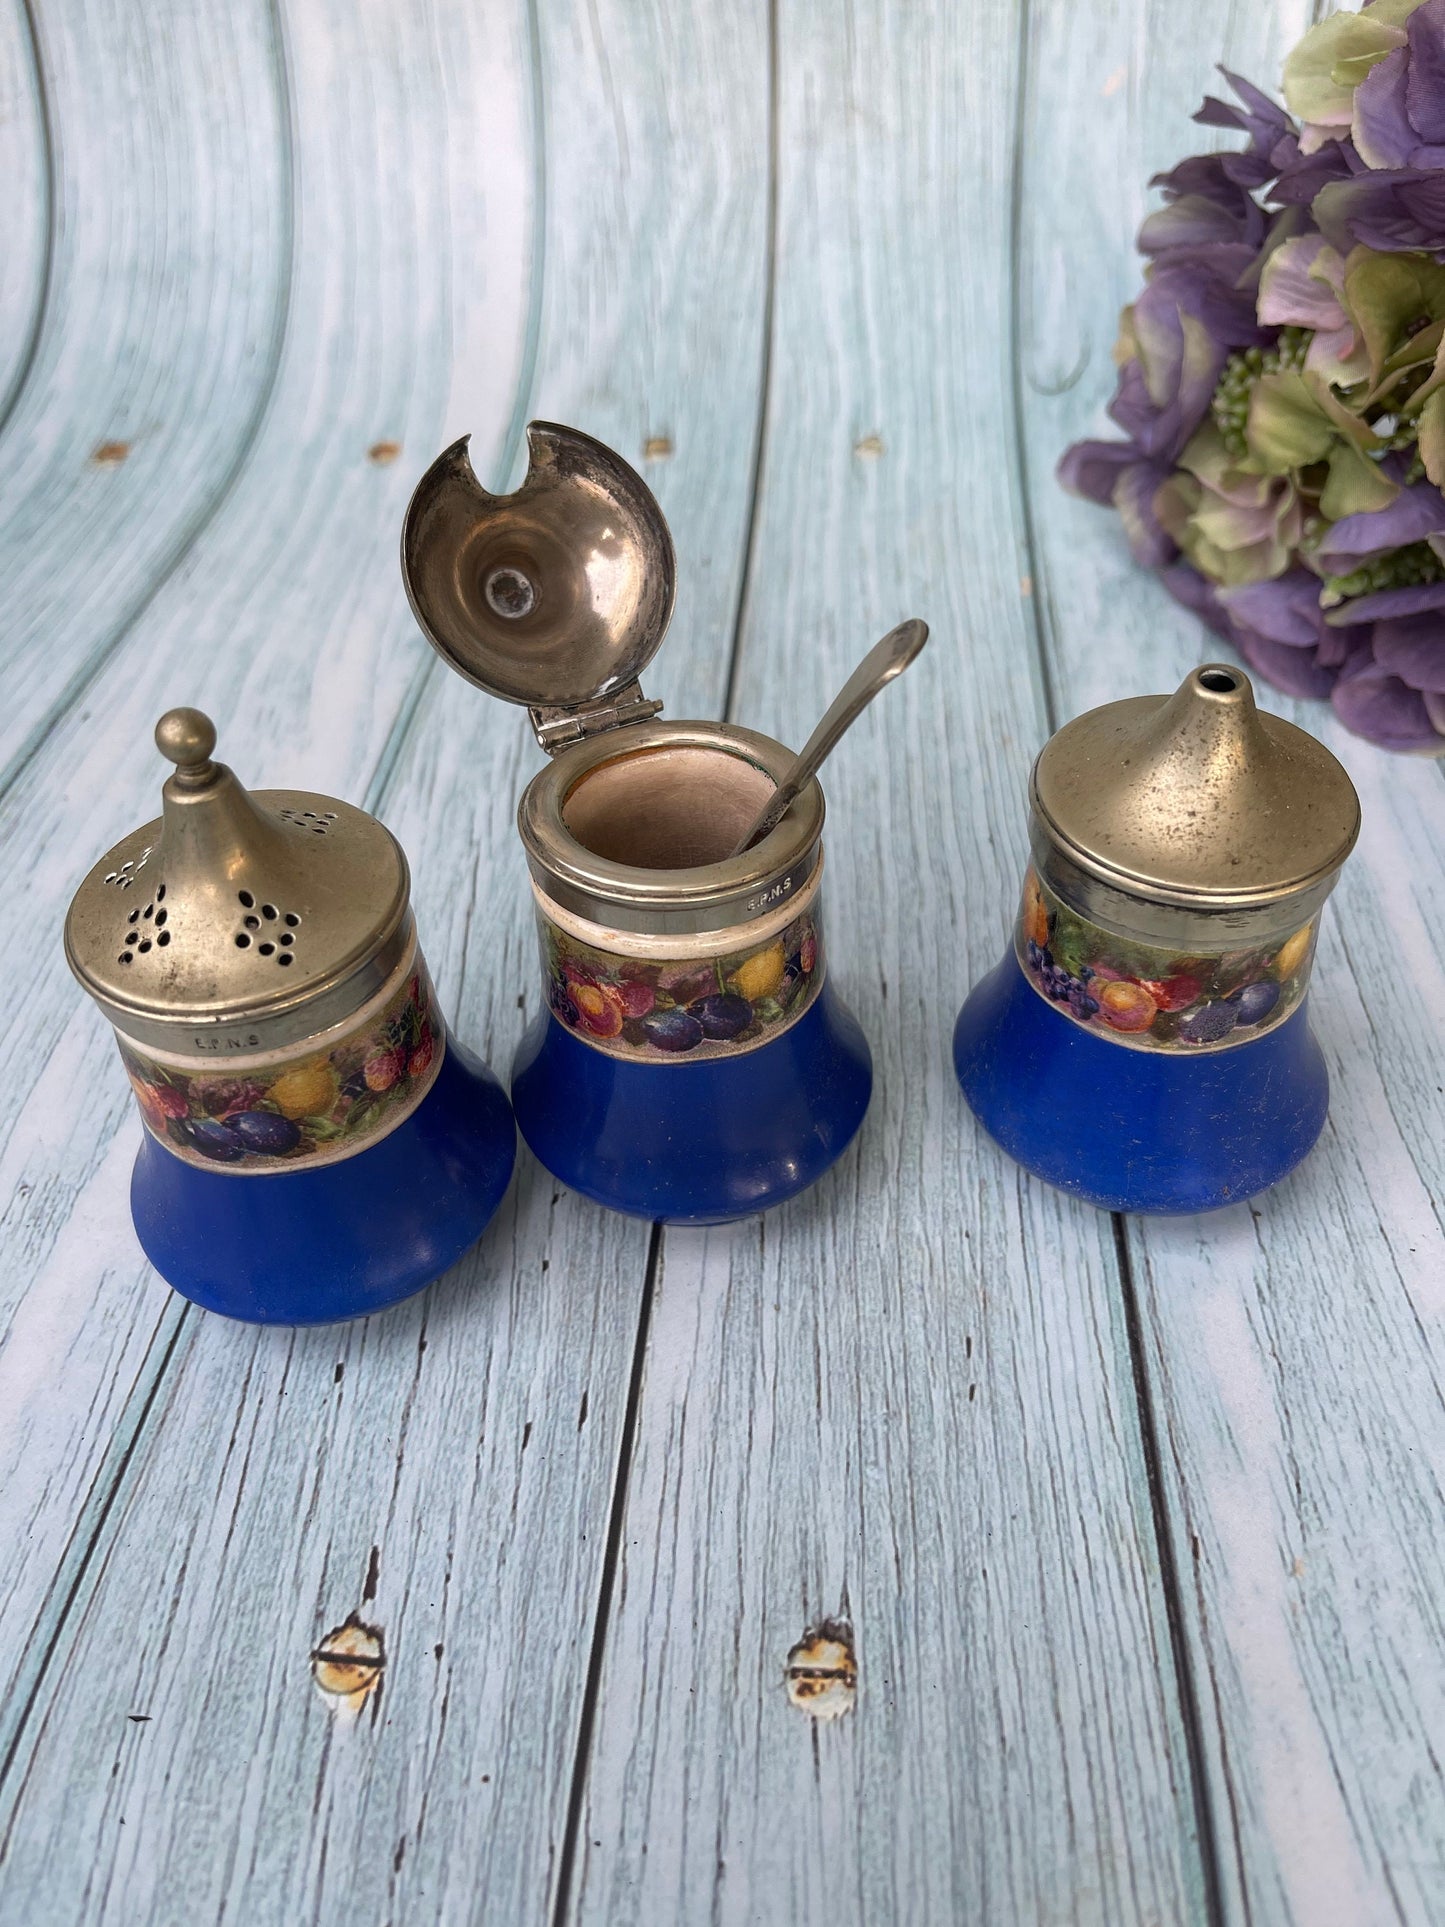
left=64, top=709, right=516, bottom=1320
left=403, top=422, right=873, bottom=1222
left=953, top=664, right=1360, bottom=1212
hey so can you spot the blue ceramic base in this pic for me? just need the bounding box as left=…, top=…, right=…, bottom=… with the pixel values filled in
left=131, top=1035, right=516, bottom=1323
left=953, top=952, right=1328, bottom=1214
left=511, top=981, right=872, bottom=1223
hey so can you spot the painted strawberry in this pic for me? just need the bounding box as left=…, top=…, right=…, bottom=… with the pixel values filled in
left=799, top=932, right=817, bottom=975
left=408, top=1030, right=436, bottom=1078
left=364, top=1046, right=407, bottom=1092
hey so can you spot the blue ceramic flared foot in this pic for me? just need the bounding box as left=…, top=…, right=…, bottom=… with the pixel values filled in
left=131, top=1035, right=516, bottom=1323
left=953, top=952, right=1329, bottom=1214
left=511, top=981, right=872, bottom=1223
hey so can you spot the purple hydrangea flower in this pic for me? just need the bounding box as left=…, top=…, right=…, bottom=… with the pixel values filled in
left=1311, top=483, right=1445, bottom=573
left=1353, top=0, right=1445, bottom=170
left=1333, top=645, right=1445, bottom=748
left=1169, top=566, right=1372, bottom=701
left=1268, top=136, right=1366, bottom=208
left=1058, top=48, right=1445, bottom=753
left=1314, top=167, right=1445, bottom=256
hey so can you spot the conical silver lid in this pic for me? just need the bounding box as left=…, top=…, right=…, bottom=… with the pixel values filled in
left=65, top=709, right=411, bottom=1054
left=1031, top=664, right=1360, bottom=911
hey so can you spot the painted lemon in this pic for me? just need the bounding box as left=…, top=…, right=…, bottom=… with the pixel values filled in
left=1274, top=922, right=1313, bottom=980
left=731, top=942, right=786, bottom=1002
left=270, top=1062, right=340, bottom=1119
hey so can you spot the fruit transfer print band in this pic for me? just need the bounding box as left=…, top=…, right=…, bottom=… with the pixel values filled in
left=116, top=948, right=445, bottom=1172
left=1015, top=866, right=1317, bottom=1053
left=535, top=874, right=825, bottom=1063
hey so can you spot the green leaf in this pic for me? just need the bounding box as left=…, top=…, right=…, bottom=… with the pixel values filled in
left=1403, top=327, right=1445, bottom=414
left=1152, top=472, right=1199, bottom=544
left=1375, top=316, right=1445, bottom=392
left=1418, top=388, right=1445, bottom=488
left=1240, top=205, right=1313, bottom=295
left=1049, top=922, right=1093, bottom=980
left=1183, top=529, right=1293, bottom=588
left=1320, top=440, right=1399, bottom=519
left=1344, top=247, right=1445, bottom=384
left=1282, top=12, right=1408, bottom=124
left=1362, top=0, right=1431, bottom=27
left=1244, top=370, right=1335, bottom=472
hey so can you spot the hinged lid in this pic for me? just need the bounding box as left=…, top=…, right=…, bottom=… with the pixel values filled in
left=402, top=422, right=675, bottom=753
left=65, top=709, right=411, bottom=1053
left=1031, top=664, right=1361, bottom=911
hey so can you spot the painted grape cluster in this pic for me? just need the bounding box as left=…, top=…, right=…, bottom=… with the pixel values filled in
left=1018, top=869, right=1313, bottom=1052
left=120, top=968, right=442, bottom=1170
left=543, top=907, right=821, bottom=1060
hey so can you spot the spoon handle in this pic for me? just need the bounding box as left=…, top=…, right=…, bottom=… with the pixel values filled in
left=728, top=618, right=929, bottom=858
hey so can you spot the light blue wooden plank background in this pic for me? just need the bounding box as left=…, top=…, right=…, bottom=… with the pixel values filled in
left=0, top=0, right=1441, bottom=1922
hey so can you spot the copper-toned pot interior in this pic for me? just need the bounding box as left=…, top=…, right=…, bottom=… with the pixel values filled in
left=561, top=744, right=776, bottom=870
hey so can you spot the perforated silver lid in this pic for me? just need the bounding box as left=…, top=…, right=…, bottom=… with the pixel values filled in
left=64, top=709, right=412, bottom=1055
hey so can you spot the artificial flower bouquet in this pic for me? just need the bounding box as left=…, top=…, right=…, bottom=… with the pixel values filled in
left=1062, top=0, right=1445, bottom=752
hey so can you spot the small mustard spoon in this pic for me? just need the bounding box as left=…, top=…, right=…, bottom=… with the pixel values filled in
left=728, top=618, right=929, bottom=857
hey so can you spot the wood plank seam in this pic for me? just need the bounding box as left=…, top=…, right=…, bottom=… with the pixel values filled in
left=1111, top=1219, right=1229, bottom=1927
left=1009, top=0, right=1445, bottom=1913
left=0, top=0, right=55, bottom=441
left=542, top=0, right=781, bottom=1901
left=0, top=1300, right=189, bottom=1822
left=1010, top=2, right=1226, bottom=1918
left=551, top=0, right=780, bottom=1901
left=567, top=0, right=1210, bottom=1912
left=550, top=1223, right=664, bottom=1927
left=1006, top=0, right=1061, bottom=744
left=720, top=0, right=780, bottom=728
left=0, top=0, right=302, bottom=1796
left=0, top=0, right=297, bottom=811
left=0, top=0, right=555, bottom=1826
left=368, top=0, right=549, bottom=827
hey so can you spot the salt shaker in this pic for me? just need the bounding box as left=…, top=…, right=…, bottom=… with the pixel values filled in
left=402, top=422, right=872, bottom=1222
left=953, top=664, right=1360, bottom=1212
left=64, top=710, right=516, bottom=1321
